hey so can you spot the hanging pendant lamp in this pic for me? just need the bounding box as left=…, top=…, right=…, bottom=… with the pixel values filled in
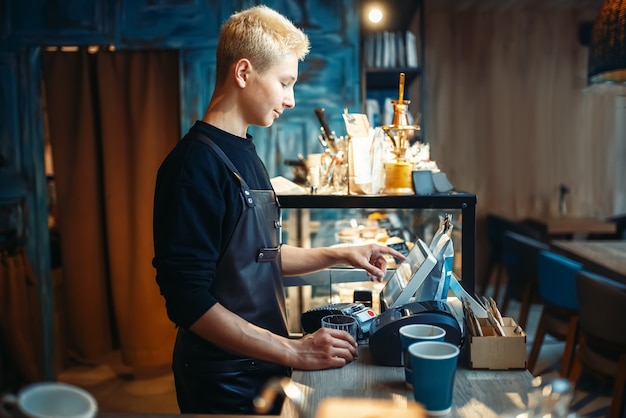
left=588, top=0, right=626, bottom=85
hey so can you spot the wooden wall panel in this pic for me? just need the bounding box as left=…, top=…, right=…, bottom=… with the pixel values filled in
left=423, top=2, right=623, bottom=275
left=121, top=1, right=228, bottom=49
left=1, top=0, right=115, bottom=47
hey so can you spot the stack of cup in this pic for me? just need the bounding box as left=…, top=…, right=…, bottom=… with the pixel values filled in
left=399, top=324, right=446, bottom=385
left=399, top=324, right=460, bottom=416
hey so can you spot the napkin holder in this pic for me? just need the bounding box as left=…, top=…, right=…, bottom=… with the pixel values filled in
left=467, top=316, right=527, bottom=370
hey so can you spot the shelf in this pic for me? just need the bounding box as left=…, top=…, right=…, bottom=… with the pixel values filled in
left=283, top=268, right=379, bottom=288
left=277, top=192, right=477, bottom=294
left=364, top=68, right=421, bottom=91
left=279, top=192, right=477, bottom=333
left=277, top=192, right=476, bottom=210
left=360, top=0, right=424, bottom=130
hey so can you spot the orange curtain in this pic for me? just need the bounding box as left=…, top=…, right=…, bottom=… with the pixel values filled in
left=0, top=248, right=43, bottom=385
left=41, top=48, right=179, bottom=369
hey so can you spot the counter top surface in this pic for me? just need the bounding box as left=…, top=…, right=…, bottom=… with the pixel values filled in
left=95, top=289, right=535, bottom=418
left=99, top=345, right=535, bottom=418
left=286, top=345, right=535, bottom=418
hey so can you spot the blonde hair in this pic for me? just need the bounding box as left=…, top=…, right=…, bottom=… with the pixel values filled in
left=215, top=5, right=310, bottom=84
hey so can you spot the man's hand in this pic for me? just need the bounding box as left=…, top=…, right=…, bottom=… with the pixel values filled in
left=337, top=243, right=406, bottom=282
left=289, top=327, right=358, bottom=370
left=281, top=243, right=405, bottom=280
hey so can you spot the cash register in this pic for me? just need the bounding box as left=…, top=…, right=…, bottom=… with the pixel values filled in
left=301, top=239, right=462, bottom=366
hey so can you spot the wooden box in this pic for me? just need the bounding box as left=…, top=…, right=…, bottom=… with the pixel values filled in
left=468, top=317, right=527, bottom=370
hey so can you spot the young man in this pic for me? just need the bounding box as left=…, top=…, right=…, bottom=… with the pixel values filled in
left=152, top=5, right=404, bottom=414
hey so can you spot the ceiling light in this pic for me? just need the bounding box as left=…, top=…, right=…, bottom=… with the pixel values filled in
left=588, top=0, right=626, bottom=85
left=368, top=8, right=383, bottom=24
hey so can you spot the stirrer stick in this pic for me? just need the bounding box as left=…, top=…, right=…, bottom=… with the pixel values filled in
left=398, top=72, right=405, bottom=102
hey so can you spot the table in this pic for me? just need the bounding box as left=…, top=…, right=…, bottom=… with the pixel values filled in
left=286, top=346, right=536, bottom=418
left=524, top=216, right=617, bottom=239
left=551, top=240, right=626, bottom=285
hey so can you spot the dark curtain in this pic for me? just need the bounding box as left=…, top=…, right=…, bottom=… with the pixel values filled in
left=41, top=48, right=179, bottom=368
left=0, top=248, right=43, bottom=385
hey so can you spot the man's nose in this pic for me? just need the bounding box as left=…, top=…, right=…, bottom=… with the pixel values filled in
left=284, top=90, right=295, bottom=109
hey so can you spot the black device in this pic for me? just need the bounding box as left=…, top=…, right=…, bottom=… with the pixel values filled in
left=300, top=302, right=377, bottom=341
left=368, top=300, right=463, bottom=367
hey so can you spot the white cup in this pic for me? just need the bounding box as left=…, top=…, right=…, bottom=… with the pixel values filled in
left=0, top=382, right=98, bottom=418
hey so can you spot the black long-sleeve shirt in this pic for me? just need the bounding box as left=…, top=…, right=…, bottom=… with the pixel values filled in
left=152, top=121, right=273, bottom=329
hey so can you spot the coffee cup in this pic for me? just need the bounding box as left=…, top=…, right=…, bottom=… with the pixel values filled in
left=0, top=382, right=98, bottom=418
left=399, top=324, right=446, bottom=385
left=409, top=341, right=460, bottom=416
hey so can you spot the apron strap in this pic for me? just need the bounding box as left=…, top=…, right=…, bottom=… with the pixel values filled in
left=188, top=132, right=255, bottom=208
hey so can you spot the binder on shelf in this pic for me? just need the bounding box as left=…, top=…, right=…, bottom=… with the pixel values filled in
left=364, top=31, right=419, bottom=69
left=406, top=31, right=418, bottom=68
left=383, top=31, right=393, bottom=68
left=397, top=31, right=406, bottom=67
left=375, top=32, right=384, bottom=67
left=363, top=35, right=376, bottom=67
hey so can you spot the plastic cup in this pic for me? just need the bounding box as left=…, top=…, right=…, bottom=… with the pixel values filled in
left=321, top=314, right=357, bottom=341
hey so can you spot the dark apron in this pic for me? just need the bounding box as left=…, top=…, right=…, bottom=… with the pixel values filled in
left=172, top=135, right=290, bottom=415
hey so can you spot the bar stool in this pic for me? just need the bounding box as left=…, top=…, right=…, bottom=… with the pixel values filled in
left=527, top=250, right=583, bottom=377
left=570, top=271, right=626, bottom=418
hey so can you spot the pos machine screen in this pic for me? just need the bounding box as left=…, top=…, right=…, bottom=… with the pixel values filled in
left=379, top=238, right=436, bottom=312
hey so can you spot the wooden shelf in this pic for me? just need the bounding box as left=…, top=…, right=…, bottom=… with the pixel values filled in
left=359, top=0, right=424, bottom=131
left=364, top=68, right=421, bottom=90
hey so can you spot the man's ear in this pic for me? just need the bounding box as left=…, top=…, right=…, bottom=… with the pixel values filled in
left=234, top=58, right=252, bottom=88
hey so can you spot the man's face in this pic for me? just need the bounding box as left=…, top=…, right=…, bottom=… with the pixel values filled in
left=243, top=53, right=298, bottom=127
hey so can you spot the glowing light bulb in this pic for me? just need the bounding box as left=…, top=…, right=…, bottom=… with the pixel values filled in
left=368, top=8, right=383, bottom=24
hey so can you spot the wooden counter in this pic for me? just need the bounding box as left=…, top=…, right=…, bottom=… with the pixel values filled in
left=100, top=345, right=536, bottom=418
left=286, top=345, right=536, bottom=418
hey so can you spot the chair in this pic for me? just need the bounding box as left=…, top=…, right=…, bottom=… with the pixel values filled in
left=479, top=214, right=544, bottom=299
left=609, top=213, right=626, bottom=239
left=608, top=213, right=626, bottom=239
left=527, top=250, right=583, bottom=377
left=570, top=271, right=626, bottom=418
left=499, top=231, right=550, bottom=330
left=589, top=213, right=626, bottom=240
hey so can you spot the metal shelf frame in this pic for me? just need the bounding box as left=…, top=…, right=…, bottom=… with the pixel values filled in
left=277, top=192, right=477, bottom=294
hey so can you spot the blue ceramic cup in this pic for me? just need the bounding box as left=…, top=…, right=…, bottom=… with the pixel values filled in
left=409, top=341, right=460, bottom=416
left=399, top=324, right=446, bottom=385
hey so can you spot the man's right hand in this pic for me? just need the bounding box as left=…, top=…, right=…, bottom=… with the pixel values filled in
left=289, top=327, right=358, bottom=370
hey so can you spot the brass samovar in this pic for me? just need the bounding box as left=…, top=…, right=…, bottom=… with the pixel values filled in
left=381, top=73, right=421, bottom=195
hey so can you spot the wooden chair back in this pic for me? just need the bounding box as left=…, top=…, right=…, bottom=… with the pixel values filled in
left=572, top=270, right=626, bottom=418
